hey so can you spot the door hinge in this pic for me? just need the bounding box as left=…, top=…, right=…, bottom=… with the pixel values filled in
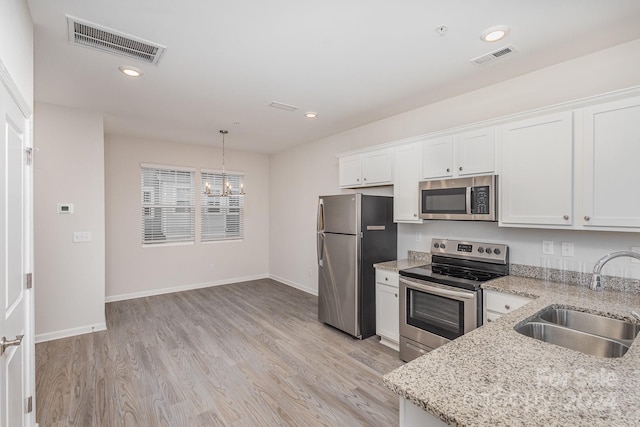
left=26, top=272, right=33, bottom=289
left=25, top=147, right=33, bottom=166
left=26, top=396, right=32, bottom=413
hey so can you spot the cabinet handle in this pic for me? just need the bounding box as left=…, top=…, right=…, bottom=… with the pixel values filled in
left=363, top=177, right=367, bottom=181
left=413, top=213, right=417, bottom=217
left=563, top=215, right=569, bottom=220
left=584, top=216, right=590, bottom=221
left=487, top=318, right=493, bottom=323
left=356, top=178, right=360, bottom=182
left=446, top=168, right=450, bottom=172
left=459, top=166, right=463, bottom=171
left=504, top=304, right=511, bottom=310
left=385, top=277, right=388, bottom=281
left=395, top=294, right=398, bottom=298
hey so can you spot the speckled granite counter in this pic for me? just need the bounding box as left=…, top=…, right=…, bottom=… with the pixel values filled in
left=374, top=250, right=430, bottom=272
left=384, top=276, right=640, bottom=426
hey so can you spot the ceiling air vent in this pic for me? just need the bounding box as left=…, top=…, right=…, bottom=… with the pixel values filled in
left=471, top=45, right=517, bottom=66
left=66, top=16, right=166, bottom=65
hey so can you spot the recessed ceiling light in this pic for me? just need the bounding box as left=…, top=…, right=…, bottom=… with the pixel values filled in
left=305, top=112, right=318, bottom=118
left=119, top=66, right=143, bottom=77
left=480, top=25, right=510, bottom=42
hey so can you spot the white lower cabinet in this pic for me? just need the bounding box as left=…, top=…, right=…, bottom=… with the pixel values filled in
left=400, top=398, right=448, bottom=427
left=375, top=269, right=399, bottom=350
left=483, top=290, right=533, bottom=323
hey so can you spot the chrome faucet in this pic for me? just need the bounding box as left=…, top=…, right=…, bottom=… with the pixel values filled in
left=591, top=251, right=640, bottom=291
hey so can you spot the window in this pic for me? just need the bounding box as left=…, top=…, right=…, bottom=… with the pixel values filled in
left=201, top=170, right=244, bottom=241
left=141, top=165, right=195, bottom=244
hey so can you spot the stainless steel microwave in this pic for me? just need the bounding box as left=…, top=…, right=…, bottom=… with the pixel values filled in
left=419, top=175, right=497, bottom=221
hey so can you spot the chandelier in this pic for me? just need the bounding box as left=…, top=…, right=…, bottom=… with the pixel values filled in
left=204, top=130, right=245, bottom=197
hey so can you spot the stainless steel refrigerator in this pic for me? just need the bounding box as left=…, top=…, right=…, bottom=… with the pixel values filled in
left=317, top=194, right=397, bottom=339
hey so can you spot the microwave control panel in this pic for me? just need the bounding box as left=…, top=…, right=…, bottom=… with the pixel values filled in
left=472, top=186, right=490, bottom=214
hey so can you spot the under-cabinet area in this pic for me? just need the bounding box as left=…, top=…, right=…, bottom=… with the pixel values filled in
left=337, top=89, right=640, bottom=232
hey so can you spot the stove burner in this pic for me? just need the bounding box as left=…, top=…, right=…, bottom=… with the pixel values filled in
left=431, top=265, right=499, bottom=281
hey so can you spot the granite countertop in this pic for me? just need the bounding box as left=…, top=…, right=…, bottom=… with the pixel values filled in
left=374, top=250, right=431, bottom=272
left=383, top=276, right=640, bottom=426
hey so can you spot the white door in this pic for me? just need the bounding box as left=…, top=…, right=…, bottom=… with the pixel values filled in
left=0, top=78, right=32, bottom=427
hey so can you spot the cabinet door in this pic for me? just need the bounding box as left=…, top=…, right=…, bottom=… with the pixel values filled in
left=362, top=149, right=393, bottom=185
left=376, top=282, right=399, bottom=343
left=422, top=136, right=454, bottom=179
left=582, top=97, right=640, bottom=228
left=393, top=143, right=423, bottom=223
left=456, top=127, right=495, bottom=176
left=500, top=112, right=574, bottom=227
left=338, top=154, right=362, bottom=187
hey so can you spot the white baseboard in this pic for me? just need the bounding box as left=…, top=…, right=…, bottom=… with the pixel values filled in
left=105, top=273, right=270, bottom=303
left=269, top=274, right=317, bottom=296
left=35, top=322, right=107, bottom=344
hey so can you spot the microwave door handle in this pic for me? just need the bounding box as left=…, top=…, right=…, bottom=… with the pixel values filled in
left=466, top=187, right=472, bottom=215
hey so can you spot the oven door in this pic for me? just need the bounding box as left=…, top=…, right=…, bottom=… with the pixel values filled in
left=399, top=277, right=479, bottom=353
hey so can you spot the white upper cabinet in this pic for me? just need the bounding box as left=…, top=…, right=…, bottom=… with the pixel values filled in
left=500, top=111, right=574, bottom=227
left=393, top=143, right=423, bottom=223
left=421, top=127, right=495, bottom=180
left=338, top=148, right=393, bottom=188
left=456, top=127, right=496, bottom=176
left=421, top=135, right=454, bottom=179
left=581, top=96, right=640, bottom=229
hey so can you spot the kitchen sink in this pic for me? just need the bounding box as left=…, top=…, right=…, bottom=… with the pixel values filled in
left=514, top=306, right=639, bottom=358
left=539, top=308, right=640, bottom=341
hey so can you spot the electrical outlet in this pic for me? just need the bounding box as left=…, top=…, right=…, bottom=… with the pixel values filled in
left=631, top=246, right=640, bottom=263
left=542, top=241, right=554, bottom=255
left=72, top=231, right=92, bottom=243
left=416, top=232, right=422, bottom=242
left=561, top=241, right=574, bottom=257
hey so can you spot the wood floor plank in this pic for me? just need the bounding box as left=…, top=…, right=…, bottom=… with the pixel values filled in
left=36, top=279, right=404, bottom=426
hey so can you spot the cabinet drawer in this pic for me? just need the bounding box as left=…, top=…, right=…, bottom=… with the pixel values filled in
left=485, top=310, right=502, bottom=323
left=375, top=269, right=399, bottom=287
left=485, top=290, right=532, bottom=314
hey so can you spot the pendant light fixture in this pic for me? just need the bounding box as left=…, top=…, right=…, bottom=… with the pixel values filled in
left=204, top=130, right=245, bottom=197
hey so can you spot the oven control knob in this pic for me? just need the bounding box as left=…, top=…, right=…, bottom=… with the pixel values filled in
left=477, top=247, right=484, bottom=253
left=486, top=248, right=493, bottom=254
left=494, top=248, right=501, bottom=255
left=440, top=243, right=445, bottom=249
left=434, top=243, right=440, bottom=249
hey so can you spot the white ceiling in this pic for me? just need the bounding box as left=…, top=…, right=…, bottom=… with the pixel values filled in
left=28, top=0, right=640, bottom=154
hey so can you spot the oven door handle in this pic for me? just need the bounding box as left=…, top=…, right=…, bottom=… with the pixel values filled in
left=400, top=278, right=475, bottom=300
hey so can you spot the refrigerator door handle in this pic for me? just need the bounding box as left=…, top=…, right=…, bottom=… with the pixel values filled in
left=317, top=198, right=325, bottom=232
left=317, top=232, right=324, bottom=267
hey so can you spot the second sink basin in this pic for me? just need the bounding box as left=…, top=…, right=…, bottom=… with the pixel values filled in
left=540, top=308, right=640, bottom=341
left=515, top=321, right=631, bottom=358
left=514, top=306, right=640, bottom=358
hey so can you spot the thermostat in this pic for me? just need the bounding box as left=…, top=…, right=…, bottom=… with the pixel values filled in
left=57, top=203, right=74, bottom=214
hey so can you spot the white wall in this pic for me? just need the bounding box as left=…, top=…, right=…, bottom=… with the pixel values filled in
left=104, top=136, right=270, bottom=300
left=269, top=38, right=640, bottom=294
left=34, top=102, right=106, bottom=341
left=0, top=0, right=33, bottom=108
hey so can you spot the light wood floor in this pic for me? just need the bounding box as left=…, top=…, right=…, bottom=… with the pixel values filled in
left=36, top=279, right=404, bottom=426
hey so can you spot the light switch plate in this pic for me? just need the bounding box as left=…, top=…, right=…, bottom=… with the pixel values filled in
left=561, top=241, right=574, bottom=257
left=542, top=241, right=554, bottom=255
left=73, top=231, right=92, bottom=243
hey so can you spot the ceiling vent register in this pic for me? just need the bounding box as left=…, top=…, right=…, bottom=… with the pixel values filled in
left=66, top=16, right=166, bottom=65
left=471, top=45, right=517, bottom=66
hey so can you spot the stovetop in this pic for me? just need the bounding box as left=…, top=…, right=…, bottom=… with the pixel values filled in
left=399, top=238, right=510, bottom=291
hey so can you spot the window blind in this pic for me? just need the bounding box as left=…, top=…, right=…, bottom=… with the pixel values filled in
left=201, top=171, right=244, bottom=241
left=141, top=166, right=195, bottom=244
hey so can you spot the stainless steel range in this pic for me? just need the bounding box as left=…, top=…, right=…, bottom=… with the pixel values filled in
left=399, top=238, right=509, bottom=362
